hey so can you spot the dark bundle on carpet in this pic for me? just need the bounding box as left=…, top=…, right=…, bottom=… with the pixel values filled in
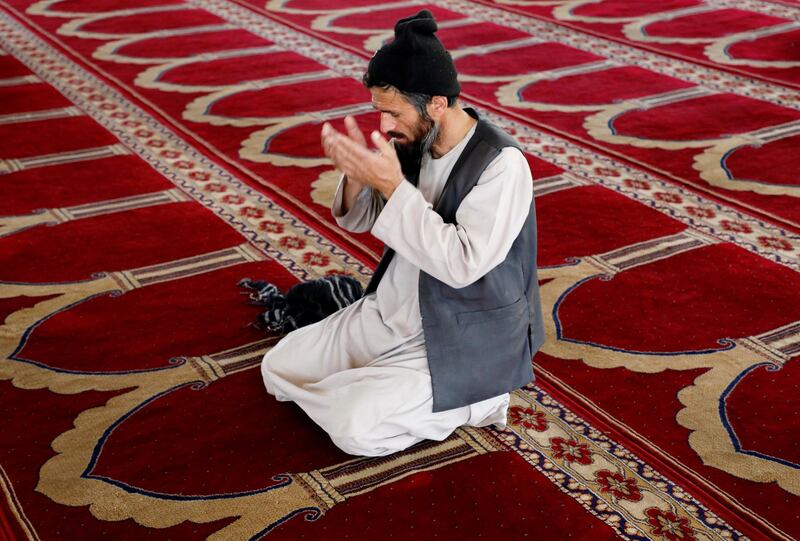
left=238, top=275, right=363, bottom=334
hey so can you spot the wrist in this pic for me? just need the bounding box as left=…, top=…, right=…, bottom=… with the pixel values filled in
left=380, top=174, right=404, bottom=200
left=343, top=175, right=365, bottom=190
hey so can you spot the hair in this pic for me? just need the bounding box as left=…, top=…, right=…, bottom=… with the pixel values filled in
left=362, top=73, right=458, bottom=119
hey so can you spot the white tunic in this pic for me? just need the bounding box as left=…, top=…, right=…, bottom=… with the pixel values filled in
left=261, top=124, right=533, bottom=456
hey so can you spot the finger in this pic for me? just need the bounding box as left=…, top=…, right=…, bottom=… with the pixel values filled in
left=335, top=131, right=375, bottom=160
left=323, top=125, right=349, bottom=157
left=323, top=141, right=335, bottom=161
left=323, top=122, right=345, bottom=139
left=322, top=134, right=336, bottom=160
left=321, top=123, right=336, bottom=157
left=325, top=134, right=362, bottom=173
left=333, top=134, right=377, bottom=174
left=344, top=116, right=367, bottom=147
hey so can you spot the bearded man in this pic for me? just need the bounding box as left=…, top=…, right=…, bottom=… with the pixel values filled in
left=261, top=9, right=544, bottom=457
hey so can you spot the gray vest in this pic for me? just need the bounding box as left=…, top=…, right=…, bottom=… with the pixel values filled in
left=366, top=108, right=545, bottom=412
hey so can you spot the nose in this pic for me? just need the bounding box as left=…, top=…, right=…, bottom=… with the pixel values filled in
left=379, top=112, right=395, bottom=135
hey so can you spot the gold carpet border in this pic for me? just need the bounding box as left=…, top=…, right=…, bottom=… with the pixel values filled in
left=200, top=0, right=800, bottom=268
left=0, top=242, right=778, bottom=539
left=0, top=5, right=794, bottom=541
left=492, top=0, right=800, bottom=74
left=0, top=463, right=40, bottom=541
left=266, top=0, right=800, bottom=200
left=14, top=0, right=800, bottom=269
left=267, top=0, right=799, bottom=109
left=0, top=11, right=372, bottom=285
left=536, top=259, right=800, bottom=501
left=499, top=388, right=748, bottom=541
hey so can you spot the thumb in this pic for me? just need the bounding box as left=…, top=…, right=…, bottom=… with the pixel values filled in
left=371, top=131, right=395, bottom=155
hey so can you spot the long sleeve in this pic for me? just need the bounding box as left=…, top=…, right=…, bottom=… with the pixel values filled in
left=331, top=174, right=386, bottom=233
left=370, top=147, right=532, bottom=289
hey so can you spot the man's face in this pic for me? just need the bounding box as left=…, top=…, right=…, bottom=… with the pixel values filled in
left=369, top=86, right=433, bottom=153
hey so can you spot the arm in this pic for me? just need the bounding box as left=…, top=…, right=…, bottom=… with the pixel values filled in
left=331, top=174, right=386, bottom=233
left=370, top=147, right=532, bottom=288
left=322, top=116, right=399, bottom=233
left=339, top=172, right=366, bottom=215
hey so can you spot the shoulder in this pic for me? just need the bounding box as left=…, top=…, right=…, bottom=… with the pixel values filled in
left=477, top=147, right=531, bottom=185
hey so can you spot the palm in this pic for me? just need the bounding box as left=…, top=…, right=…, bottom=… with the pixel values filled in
left=320, top=117, right=403, bottom=199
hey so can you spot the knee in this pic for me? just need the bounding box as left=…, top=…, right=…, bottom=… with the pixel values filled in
left=261, top=341, right=290, bottom=397
left=327, top=419, right=423, bottom=457
left=261, top=333, right=293, bottom=376
left=329, top=433, right=396, bottom=457
left=260, top=348, right=275, bottom=380
left=260, top=354, right=277, bottom=396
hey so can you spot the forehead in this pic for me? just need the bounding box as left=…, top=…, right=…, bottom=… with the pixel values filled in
left=370, top=87, right=414, bottom=114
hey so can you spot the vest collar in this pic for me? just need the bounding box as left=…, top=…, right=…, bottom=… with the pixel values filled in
left=433, top=107, right=486, bottom=214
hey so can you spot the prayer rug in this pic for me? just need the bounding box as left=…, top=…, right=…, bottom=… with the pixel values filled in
left=0, top=0, right=797, bottom=539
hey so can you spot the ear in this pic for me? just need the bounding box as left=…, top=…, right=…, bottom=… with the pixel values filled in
left=427, top=95, right=449, bottom=121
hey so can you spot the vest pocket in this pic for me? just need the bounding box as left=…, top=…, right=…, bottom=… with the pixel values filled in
left=456, top=297, right=526, bottom=326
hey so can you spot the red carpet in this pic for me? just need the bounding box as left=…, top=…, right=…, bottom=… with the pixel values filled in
left=1, top=0, right=798, bottom=539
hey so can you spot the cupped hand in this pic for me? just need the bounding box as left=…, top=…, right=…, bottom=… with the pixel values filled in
left=320, top=117, right=404, bottom=199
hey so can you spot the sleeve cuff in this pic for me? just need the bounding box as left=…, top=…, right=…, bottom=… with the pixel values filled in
left=370, top=179, right=417, bottom=245
left=331, top=175, right=371, bottom=220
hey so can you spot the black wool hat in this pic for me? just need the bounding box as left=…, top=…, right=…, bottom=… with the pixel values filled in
left=366, top=9, right=461, bottom=97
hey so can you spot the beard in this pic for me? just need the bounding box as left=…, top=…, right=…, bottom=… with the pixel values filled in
left=391, top=115, right=440, bottom=180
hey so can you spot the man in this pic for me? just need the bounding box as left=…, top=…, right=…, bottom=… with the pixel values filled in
left=261, top=9, right=544, bottom=457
